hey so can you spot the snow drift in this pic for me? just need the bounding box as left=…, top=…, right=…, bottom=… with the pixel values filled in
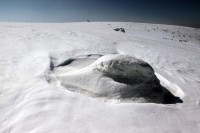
left=52, top=54, right=182, bottom=104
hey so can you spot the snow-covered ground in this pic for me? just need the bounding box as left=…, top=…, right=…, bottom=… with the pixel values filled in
left=0, top=22, right=200, bottom=133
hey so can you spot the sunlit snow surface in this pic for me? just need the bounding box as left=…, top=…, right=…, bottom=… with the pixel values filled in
left=0, top=22, right=200, bottom=133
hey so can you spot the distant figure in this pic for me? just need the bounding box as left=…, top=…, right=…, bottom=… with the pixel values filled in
left=87, top=20, right=90, bottom=22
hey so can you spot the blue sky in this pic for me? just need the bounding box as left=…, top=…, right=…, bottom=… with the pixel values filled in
left=0, top=0, right=199, bottom=27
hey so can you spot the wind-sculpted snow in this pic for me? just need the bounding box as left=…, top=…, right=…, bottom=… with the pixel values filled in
left=0, top=22, right=200, bottom=133
left=96, top=54, right=154, bottom=80
left=56, top=54, right=103, bottom=67
left=53, top=54, right=182, bottom=104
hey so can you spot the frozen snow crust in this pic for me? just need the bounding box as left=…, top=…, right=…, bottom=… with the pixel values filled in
left=54, top=54, right=182, bottom=104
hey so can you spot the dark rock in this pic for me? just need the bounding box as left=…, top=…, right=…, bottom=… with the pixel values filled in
left=114, top=28, right=125, bottom=33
